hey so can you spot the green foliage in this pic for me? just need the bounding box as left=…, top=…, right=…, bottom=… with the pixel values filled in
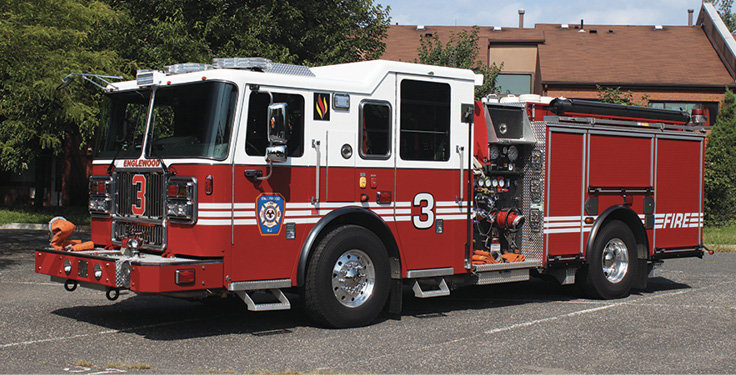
left=0, top=0, right=390, bottom=178
left=707, top=0, right=736, bottom=32
left=106, top=0, right=391, bottom=73
left=596, top=85, right=650, bottom=106
left=704, top=89, right=736, bottom=225
left=417, top=26, right=502, bottom=99
left=0, top=0, right=124, bottom=173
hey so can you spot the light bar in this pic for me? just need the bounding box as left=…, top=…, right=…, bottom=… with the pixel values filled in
left=165, top=63, right=213, bottom=74
left=213, top=57, right=272, bottom=70
left=136, top=70, right=165, bottom=87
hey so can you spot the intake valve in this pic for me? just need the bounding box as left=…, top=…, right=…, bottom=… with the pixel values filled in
left=495, top=209, right=525, bottom=230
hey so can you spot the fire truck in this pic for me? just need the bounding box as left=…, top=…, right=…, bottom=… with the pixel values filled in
left=35, top=58, right=709, bottom=328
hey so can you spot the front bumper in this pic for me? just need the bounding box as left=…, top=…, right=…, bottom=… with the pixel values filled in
left=35, top=248, right=223, bottom=293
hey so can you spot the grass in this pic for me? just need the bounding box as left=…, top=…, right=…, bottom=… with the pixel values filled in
left=0, top=206, right=90, bottom=226
left=703, top=221, right=736, bottom=244
left=74, top=360, right=93, bottom=367
left=704, top=221, right=736, bottom=252
left=106, top=362, right=152, bottom=370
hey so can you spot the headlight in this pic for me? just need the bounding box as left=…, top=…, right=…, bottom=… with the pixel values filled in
left=88, top=176, right=112, bottom=215
left=166, top=177, right=197, bottom=223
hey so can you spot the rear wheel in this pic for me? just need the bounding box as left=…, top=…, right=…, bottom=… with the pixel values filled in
left=579, top=220, right=638, bottom=299
left=304, top=225, right=390, bottom=328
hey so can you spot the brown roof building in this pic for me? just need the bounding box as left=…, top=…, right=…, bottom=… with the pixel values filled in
left=382, top=4, right=736, bottom=124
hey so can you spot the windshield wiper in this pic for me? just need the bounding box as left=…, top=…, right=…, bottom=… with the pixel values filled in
left=147, top=141, right=173, bottom=176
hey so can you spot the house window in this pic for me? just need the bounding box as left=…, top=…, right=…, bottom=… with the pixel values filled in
left=496, top=73, right=532, bottom=95
left=649, top=101, right=718, bottom=125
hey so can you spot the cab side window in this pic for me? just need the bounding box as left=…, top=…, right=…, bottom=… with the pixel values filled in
left=245, top=92, right=305, bottom=157
left=399, top=80, right=451, bottom=161
left=359, top=101, right=391, bottom=159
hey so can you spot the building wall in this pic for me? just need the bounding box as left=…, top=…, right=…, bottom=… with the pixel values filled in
left=488, top=45, right=538, bottom=72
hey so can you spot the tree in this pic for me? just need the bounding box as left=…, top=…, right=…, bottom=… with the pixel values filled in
left=596, top=85, right=650, bottom=106
left=0, top=0, right=123, bottom=205
left=105, top=0, right=391, bottom=74
left=416, top=26, right=502, bottom=99
left=707, top=0, right=736, bottom=32
left=704, top=89, right=736, bottom=225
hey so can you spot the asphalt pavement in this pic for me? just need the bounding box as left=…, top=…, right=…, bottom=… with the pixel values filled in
left=0, top=228, right=734, bottom=374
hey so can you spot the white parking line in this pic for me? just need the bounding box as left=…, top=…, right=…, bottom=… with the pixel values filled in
left=350, top=284, right=722, bottom=368
left=0, top=318, right=206, bottom=349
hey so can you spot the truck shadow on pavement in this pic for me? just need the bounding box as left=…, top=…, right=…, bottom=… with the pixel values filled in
left=51, top=275, right=690, bottom=340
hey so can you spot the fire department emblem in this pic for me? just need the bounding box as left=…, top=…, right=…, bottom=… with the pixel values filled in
left=257, top=194, right=284, bottom=235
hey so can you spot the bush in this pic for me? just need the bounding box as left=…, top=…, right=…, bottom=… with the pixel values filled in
left=704, top=89, right=736, bottom=225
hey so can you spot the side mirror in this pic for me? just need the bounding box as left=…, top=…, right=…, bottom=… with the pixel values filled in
left=266, top=145, right=287, bottom=163
left=267, top=103, right=288, bottom=145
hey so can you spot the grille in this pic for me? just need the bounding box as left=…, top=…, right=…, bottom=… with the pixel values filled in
left=113, top=221, right=165, bottom=250
left=115, top=171, right=165, bottom=218
left=112, top=171, right=166, bottom=250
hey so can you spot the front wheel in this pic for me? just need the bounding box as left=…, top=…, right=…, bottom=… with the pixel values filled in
left=304, top=225, right=390, bottom=328
left=579, top=220, right=638, bottom=299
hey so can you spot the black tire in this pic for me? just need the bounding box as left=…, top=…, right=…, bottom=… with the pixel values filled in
left=304, top=225, right=390, bottom=328
left=578, top=220, right=638, bottom=299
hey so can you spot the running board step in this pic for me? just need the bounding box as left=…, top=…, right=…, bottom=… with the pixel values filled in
left=235, top=289, right=291, bottom=311
left=412, top=278, right=450, bottom=298
left=475, top=268, right=530, bottom=285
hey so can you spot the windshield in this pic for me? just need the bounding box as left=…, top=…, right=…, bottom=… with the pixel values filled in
left=96, top=81, right=238, bottom=160
left=96, top=90, right=150, bottom=159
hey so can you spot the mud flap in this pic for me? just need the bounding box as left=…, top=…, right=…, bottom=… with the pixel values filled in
left=388, top=279, right=403, bottom=315
left=632, top=259, right=649, bottom=290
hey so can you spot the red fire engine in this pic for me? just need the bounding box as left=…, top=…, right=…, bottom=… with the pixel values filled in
left=36, top=58, right=709, bottom=327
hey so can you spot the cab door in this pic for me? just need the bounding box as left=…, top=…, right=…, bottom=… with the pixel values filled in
left=230, top=88, right=309, bottom=283
left=393, top=77, right=471, bottom=274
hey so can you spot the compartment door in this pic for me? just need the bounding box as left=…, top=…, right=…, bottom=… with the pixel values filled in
left=545, top=128, right=586, bottom=258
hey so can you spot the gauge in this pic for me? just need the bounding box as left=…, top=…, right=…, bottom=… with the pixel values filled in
left=489, top=145, right=499, bottom=160
left=508, top=145, right=519, bottom=162
left=492, top=178, right=499, bottom=187
left=508, top=163, right=514, bottom=171
left=484, top=178, right=492, bottom=188
left=497, top=177, right=505, bottom=188
left=477, top=178, right=485, bottom=187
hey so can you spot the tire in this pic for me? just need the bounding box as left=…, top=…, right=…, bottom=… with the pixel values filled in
left=304, top=225, right=390, bottom=328
left=579, top=220, right=638, bottom=299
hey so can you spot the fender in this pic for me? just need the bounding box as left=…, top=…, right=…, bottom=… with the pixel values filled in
left=586, top=204, right=650, bottom=259
left=296, top=206, right=399, bottom=286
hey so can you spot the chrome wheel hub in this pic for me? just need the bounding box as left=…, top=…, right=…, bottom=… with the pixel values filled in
left=601, top=238, right=629, bottom=283
left=332, top=249, right=375, bottom=308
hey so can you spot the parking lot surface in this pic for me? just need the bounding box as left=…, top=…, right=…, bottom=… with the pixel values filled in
left=1, top=228, right=734, bottom=374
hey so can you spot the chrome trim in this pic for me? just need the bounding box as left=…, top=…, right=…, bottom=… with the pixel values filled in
left=406, top=267, right=454, bottom=278
left=475, top=268, right=530, bottom=285
left=228, top=278, right=291, bottom=291
left=472, top=260, right=542, bottom=272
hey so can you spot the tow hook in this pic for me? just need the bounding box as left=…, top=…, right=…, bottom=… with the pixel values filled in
left=106, top=288, right=120, bottom=301
left=64, top=279, right=78, bottom=292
